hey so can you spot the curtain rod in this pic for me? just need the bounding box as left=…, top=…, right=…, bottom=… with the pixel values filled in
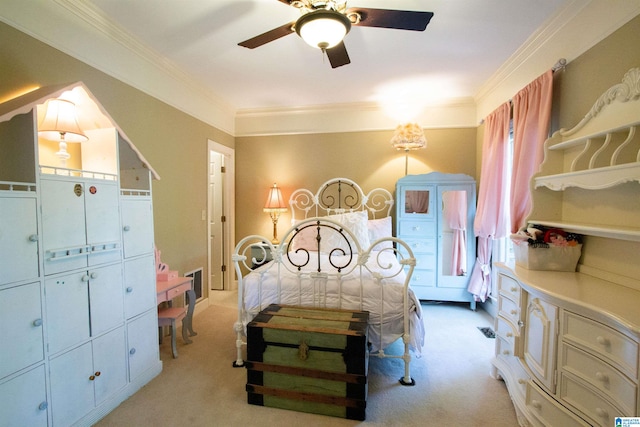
left=479, top=58, right=568, bottom=124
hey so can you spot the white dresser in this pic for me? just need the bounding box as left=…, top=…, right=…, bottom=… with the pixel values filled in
left=0, top=83, right=161, bottom=426
left=492, top=68, right=640, bottom=426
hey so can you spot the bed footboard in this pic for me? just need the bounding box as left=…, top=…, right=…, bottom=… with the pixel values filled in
left=232, top=216, right=421, bottom=386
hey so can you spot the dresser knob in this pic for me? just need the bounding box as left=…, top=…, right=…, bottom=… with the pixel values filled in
left=502, top=350, right=510, bottom=355
left=412, top=226, right=421, bottom=231
left=531, top=400, right=542, bottom=410
left=596, top=336, right=610, bottom=346
left=595, top=371, right=609, bottom=382
left=510, top=287, right=517, bottom=292
left=32, top=318, right=43, bottom=327
left=595, top=407, right=608, bottom=419
left=510, top=310, right=517, bottom=315
left=38, top=401, right=48, bottom=411
left=506, top=332, right=513, bottom=338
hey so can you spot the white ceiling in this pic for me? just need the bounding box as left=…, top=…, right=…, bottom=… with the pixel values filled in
left=3, top=0, right=640, bottom=135
left=88, top=0, right=566, bottom=113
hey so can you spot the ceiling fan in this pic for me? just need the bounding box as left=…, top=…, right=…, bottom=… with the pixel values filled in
left=238, top=0, right=434, bottom=68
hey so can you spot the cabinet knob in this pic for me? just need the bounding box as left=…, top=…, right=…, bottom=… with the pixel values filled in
left=130, top=348, right=136, bottom=355
left=82, top=274, right=90, bottom=282
left=89, top=371, right=101, bottom=381
left=595, top=408, right=608, bottom=419
left=531, top=400, right=542, bottom=410
left=123, top=225, right=131, bottom=232
left=29, top=234, right=39, bottom=242
left=38, top=401, right=48, bottom=411
left=32, top=318, right=43, bottom=327
left=126, top=286, right=134, bottom=293
left=595, top=371, right=609, bottom=383
left=596, top=336, right=610, bottom=346
left=90, top=272, right=98, bottom=279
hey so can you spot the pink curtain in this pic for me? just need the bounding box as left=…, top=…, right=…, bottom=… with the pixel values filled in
left=467, top=103, right=511, bottom=302
left=443, top=191, right=467, bottom=275
left=510, top=70, right=553, bottom=233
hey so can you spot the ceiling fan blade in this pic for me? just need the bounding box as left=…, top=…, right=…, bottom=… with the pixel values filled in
left=238, top=21, right=295, bottom=49
left=326, top=42, right=350, bottom=68
left=348, top=8, right=434, bottom=31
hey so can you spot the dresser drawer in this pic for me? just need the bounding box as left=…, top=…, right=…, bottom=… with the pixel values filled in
left=496, top=316, right=519, bottom=350
left=398, top=220, right=436, bottom=238
left=496, top=335, right=515, bottom=358
left=497, top=273, right=521, bottom=302
left=562, top=311, right=638, bottom=378
left=560, top=343, right=636, bottom=415
left=526, top=380, right=590, bottom=427
left=498, top=294, right=520, bottom=324
left=559, top=372, right=625, bottom=426
left=399, top=237, right=436, bottom=255
left=408, top=268, right=436, bottom=287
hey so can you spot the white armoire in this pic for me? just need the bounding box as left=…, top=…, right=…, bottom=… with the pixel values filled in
left=396, top=172, right=477, bottom=309
left=0, top=83, right=161, bottom=426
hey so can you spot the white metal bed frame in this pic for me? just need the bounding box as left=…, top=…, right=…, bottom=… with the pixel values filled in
left=232, top=178, right=420, bottom=385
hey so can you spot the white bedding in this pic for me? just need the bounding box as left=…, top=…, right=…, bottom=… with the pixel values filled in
left=241, top=249, right=425, bottom=354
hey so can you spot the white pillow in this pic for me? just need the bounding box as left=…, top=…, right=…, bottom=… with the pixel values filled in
left=290, top=211, right=371, bottom=254
left=325, top=210, right=371, bottom=253
left=368, top=216, right=393, bottom=250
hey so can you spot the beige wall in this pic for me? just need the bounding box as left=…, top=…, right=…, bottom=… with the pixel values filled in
left=2, top=13, right=639, bottom=295
left=0, top=22, right=234, bottom=300
left=235, top=128, right=477, bottom=241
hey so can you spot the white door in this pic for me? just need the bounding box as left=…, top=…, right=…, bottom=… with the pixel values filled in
left=209, top=149, right=224, bottom=290
left=208, top=140, right=234, bottom=291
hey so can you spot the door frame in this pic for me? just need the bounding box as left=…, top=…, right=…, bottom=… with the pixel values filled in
left=207, top=140, right=235, bottom=292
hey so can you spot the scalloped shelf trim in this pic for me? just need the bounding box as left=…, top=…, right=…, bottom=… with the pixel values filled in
left=527, top=220, right=640, bottom=242
left=534, top=162, right=640, bottom=190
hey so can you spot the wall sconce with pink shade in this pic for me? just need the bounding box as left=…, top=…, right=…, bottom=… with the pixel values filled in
left=263, top=183, right=288, bottom=244
left=38, top=98, right=88, bottom=168
left=390, top=123, right=426, bottom=175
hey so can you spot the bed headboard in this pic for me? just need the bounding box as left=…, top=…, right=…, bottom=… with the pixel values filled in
left=289, top=177, right=393, bottom=222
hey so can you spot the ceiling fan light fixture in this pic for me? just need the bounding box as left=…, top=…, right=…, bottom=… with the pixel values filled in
left=296, top=9, right=351, bottom=50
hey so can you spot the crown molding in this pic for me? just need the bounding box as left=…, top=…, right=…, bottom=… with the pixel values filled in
left=235, top=97, right=478, bottom=137
left=474, top=0, right=640, bottom=121
left=0, top=0, right=236, bottom=135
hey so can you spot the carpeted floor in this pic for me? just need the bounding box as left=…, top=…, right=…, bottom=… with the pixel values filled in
left=96, top=291, right=518, bottom=426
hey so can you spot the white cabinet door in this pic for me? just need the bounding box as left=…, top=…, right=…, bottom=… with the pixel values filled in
left=40, top=178, right=88, bottom=275
left=85, top=181, right=121, bottom=267
left=45, top=272, right=90, bottom=355
left=0, top=282, right=44, bottom=378
left=0, top=365, right=48, bottom=427
left=524, top=296, right=559, bottom=393
left=124, top=255, right=156, bottom=319
left=88, top=263, right=124, bottom=337
left=92, top=327, right=127, bottom=405
left=127, top=309, right=160, bottom=381
left=0, top=197, right=39, bottom=285
left=49, top=327, right=127, bottom=426
left=49, top=342, right=94, bottom=427
left=121, top=198, right=154, bottom=258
